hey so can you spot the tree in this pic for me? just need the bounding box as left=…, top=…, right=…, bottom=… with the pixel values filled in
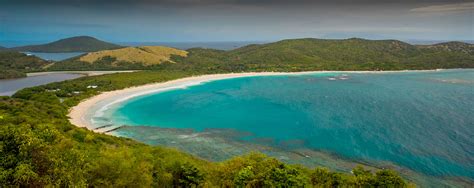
left=374, top=169, right=406, bottom=187
left=172, top=162, right=204, bottom=187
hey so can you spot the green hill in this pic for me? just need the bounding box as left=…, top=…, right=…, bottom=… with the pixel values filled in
left=11, top=36, right=123, bottom=53
left=48, top=38, right=474, bottom=71
left=416, top=41, right=474, bottom=55
left=0, top=52, right=50, bottom=79
left=174, top=38, right=474, bottom=72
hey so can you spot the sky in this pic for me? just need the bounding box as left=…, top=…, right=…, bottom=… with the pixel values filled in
left=0, top=0, right=473, bottom=43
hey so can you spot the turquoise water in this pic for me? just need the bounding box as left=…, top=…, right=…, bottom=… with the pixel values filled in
left=105, top=70, right=474, bottom=181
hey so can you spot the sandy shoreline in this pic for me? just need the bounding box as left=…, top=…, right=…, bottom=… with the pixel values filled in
left=68, top=70, right=445, bottom=133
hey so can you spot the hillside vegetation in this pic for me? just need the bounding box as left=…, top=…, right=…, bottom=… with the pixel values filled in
left=10, top=36, right=122, bottom=53
left=49, top=38, right=474, bottom=71
left=171, top=38, right=474, bottom=72
left=416, top=41, right=474, bottom=55
left=0, top=52, right=50, bottom=79
left=1, top=70, right=409, bottom=187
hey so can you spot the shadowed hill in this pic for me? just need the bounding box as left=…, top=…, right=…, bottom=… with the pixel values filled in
left=11, top=36, right=123, bottom=53
left=0, top=46, right=9, bottom=52
left=0, top=51, right=50, bottom=79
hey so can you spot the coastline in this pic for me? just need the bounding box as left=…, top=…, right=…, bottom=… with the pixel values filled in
left=68, top=69, right=445, bottom=132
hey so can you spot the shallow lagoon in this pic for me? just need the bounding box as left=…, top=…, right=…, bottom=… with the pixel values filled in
left=0, top=73, right=83, bottom=96
left=97, top=70, right=474, bottom=186
left=23, top=52, right=85, bottom=61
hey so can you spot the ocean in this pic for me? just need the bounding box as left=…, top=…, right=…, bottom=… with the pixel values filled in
left=95, top=69, right=474, bottom=186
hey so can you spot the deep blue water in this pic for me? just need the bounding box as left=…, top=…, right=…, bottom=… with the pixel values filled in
left=108, top=70, right=474, bottom=179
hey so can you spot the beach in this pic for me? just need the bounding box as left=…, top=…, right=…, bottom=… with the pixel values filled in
left=66, top=68, right=474, bottom=186
left=68, top=70, right=444, bottom=133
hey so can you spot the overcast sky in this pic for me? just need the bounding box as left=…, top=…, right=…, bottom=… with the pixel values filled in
left=0, top=0, right=473, bottom=43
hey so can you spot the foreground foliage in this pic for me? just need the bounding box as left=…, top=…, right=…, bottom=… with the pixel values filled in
left=1, top=70, right=410, bottom=187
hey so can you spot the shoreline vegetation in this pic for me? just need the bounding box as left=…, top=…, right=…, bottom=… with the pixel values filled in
left=69, top=69, right=446, bottom=132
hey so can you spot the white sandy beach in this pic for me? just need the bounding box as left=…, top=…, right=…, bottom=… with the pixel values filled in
left=68, top=70, right=444, bottom=133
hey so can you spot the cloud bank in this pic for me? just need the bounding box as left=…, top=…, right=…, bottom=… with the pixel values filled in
left=411, top=2, right=474, bottom=12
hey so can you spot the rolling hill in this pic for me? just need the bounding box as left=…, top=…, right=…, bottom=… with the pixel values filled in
left=416, top=41, right=474, bottom=55
left=48, top=38, right=474, bottom=71
left=11, top=36, right=123, bottom=53
left=48, top=46, right=188, bottom=70
left=175, top=38, right=474, bottom=72
left=79, top=46, right=188, bottom=65
left=0, top=51, right=50, bottom=79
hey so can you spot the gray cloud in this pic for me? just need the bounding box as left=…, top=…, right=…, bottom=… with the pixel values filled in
left=1, top=0, right=472, bottom=41
left=411, top=2, right=474, bottom=12
left=1, top=0, right=469, bottom=6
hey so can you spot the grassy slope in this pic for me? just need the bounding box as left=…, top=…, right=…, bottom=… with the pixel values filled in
left=79, top=46, right=188, bottom=65
left=1, top=70, right=409, bottom=187
left=10, top=36, right=123, bottom=53
left=47, top=46, right=190, bottom=71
